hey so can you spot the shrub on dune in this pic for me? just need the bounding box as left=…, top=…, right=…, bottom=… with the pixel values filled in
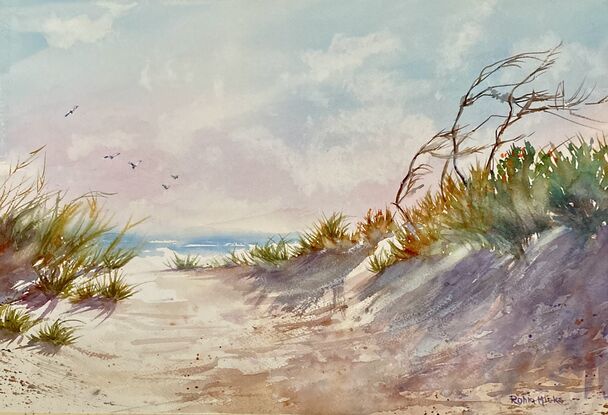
left=69, top=281, right=98, bottom=303
left=389, top=46, right=608, bottom=261
left=367, top=248, right=396, bottom=274
left=389, top=139, right=608, bottom=261
left=165, top=251, right=202, bottom=270
left=389, top=190, right=447, bottom=261
left=0, top=305, right=38, bottom=335
left=95, top=271, right=136, bottom=302
left=202, top=256, right=229, bottom=268
left=30, top=319, right=78, bottom=346
left=227, top=249, right=254, bottom=267
left=355, top=208, right=397, bottom=247
left=296, top=212, right=355, bottom=256
left=538, top=138, right=608, bottom=233
left=248, top=236, right=295, bottom=267
left=31, top=197, right=141, bottom=297
left=0, top=149, right=140, bottom=299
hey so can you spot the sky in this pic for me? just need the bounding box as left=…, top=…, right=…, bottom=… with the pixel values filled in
left=1, top=0, right=607, bottom=236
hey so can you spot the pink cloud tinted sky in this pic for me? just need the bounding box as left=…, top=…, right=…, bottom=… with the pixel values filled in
left=2, top=1, right=607, bottom=235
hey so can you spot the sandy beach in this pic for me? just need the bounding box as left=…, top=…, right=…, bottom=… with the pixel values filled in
left=1, top=230, right=607, bottom=414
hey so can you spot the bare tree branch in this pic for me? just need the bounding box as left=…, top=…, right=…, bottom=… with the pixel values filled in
left=394, top=42, right=608, bottom=216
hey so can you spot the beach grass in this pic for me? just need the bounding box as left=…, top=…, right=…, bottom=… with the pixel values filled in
left=69, top=280, right=98, bottom=303
left=227, top=249, right=255, bottom=266
left=367, top=248, right=396, bottom=274
left=248, top=236, right=294, bottom=267
left=389, top=139, right=608, bottom=260
left=0, top=305, right=38, bottom=335
left=212, top=139, right=607, bottom=272
left=224, top=236, right=296, bottom=268
left=355, top=208, right=396, bottom=247
left=165, top=251, right=202, bottom=270
left=30, top=319, right=78, bottom=346
left=296, top=212, right=355, bottom=256
left=0, top=148, right=140, bottom=299
left=95, top=271, right=136, bottom=302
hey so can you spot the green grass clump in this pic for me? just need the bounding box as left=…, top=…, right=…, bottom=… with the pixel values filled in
left=224, top=210, right=396, bottom=268
left=0, top=149, right=140, bottom=298
left=69, top=272, right=135, bottom=303
left=95, top=271, right=135, bottom=301
left=296, top=212, right=355, bottom=256
left=32, top=198, right=141, bottom=297
left=0, top=305, right=38, bottom=334
left=69, top=281, right=98, bottom=303
left=165, top=251, right=202, bottom=270
left=227, top=249, right=255, bottom=266
left=390, top=139, right=608, bottom=260
left=30, top=319, right=78, bottom=346
left=248, top=236, right=294, bottom=267
left=539, top=139, right=608, bottom=233
left=355, top=208, right=397, bottom=247
left=389, top=190, right=447, bottom=260
left=225, top=236, right=296, bottom=268
left=442, top=165, right=549, bottom=256
left=367, top=249, right=396, bottom=274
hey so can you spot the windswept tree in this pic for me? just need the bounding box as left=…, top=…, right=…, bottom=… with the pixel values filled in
left=394, top=43, right=608, bottom=222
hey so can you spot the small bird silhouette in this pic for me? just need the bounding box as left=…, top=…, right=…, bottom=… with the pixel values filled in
left=104, top=152, right=120, bottom=159
left=128, top=160, right=143, bottom=169
left=162, top=184, right=170, bottom=190
left=170, top=174, right=179, bottom=180
left=64, top=105, right=79, bottom=117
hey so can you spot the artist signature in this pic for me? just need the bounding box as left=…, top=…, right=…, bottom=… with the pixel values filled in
left=510, top=394, right=565, bottom=406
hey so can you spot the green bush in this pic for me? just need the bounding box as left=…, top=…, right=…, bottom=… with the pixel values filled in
left=30, top=319, right=78, bottom=346
left=248, top=236, right=294, bottom=267
left=355, top=208, right=397, bottom=247
left=538, top=139, right=608, bottom=233
left=390, top=139, right=608, bottom=260
left=0, top=305, right=38, bottom=334
left=0, top=149, right=140, bottom=298
left=224, top=237, right=296, bottom=268
left=296, top=212, right=355, bottom=256
left=367, top=248, right=396, bottom=274
left=95, top=271, right=135, bottom=302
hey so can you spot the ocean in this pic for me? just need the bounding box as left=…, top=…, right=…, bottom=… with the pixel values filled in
left=103, top=232, right=297, bottom=259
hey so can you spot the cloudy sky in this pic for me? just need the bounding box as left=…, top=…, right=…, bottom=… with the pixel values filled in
left=1, top=0, right=607, bottom=235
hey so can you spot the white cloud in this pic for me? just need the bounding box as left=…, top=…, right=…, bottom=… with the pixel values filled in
left=302, top=32, right=400, bottom=82
left=11, top=2, right=607, bottom=234
left=41, top=13, right=113, bottom=49
left=137, top=58, right=195, bottom=91
left=97, top=1, right=137, bottom=17
left=293, top=108, right=436, bottom=195
left=438, top=0, right=497, bottom=73
left=289, top=31, right=417, bottom=109
left=139, top=62, right=152, bottom=90
left=512, top=32, right=608, bottom=84
left=18, top=2, right=137, bottom=49
left=154, top=84, right=282, bottom=155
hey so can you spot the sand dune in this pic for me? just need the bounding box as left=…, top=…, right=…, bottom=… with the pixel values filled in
left=1, top=228, right=607, bottom=414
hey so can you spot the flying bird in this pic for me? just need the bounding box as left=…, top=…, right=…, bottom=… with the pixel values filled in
left=170, top=174, right=179, bottom=180
left=162, top=184, right=170, bottom=190
left=64, top=105, right=79, bottom=117
left=128, top=160, right=143, bottom=170
left=104, top=152, right=120, bottom=159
